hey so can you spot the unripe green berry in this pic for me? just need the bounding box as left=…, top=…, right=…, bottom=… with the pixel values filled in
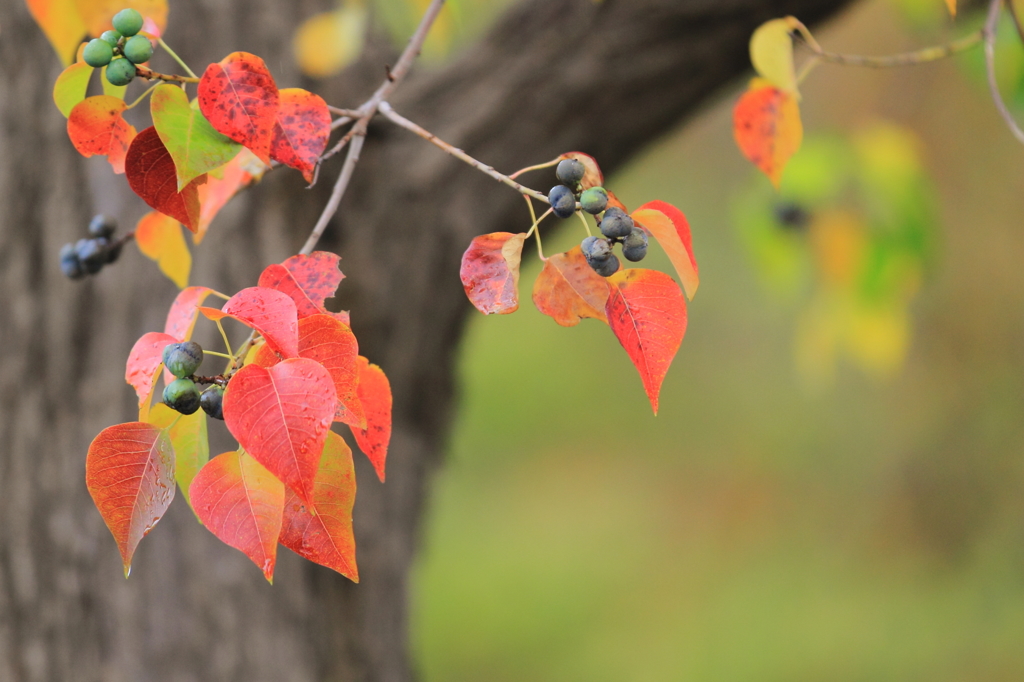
left=600, top=206, right=634, bottom=239
left=105, top=58, right=136, bottom=86
left=112, top=8, right=144, bottom=37
left=123, top=35, right=153, bottom=64
left=100, top=30, right=122, bottom=47
left=556, top=158, right=585, bottom=187
left=164, top=378, right=201, bottom=415
left=200, top=385, right=225, bottom=420
left=548, top=185, right=576, bottom=219
left=622, top=228, right=648, bottom=262
left=83, top=39, right=114, bottom=67
left=162, top=341, right=204, bottom=378
left=580, top=187, right=609, bottom=214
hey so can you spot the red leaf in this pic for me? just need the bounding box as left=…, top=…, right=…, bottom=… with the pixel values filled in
left=605, top=269, right=688, bottom=415
left=631, top=200, right=699, bottom=300
left=163, top=286, right=215, bottom=341
left=126, top=331, right=177, bottom=410
left=257, top=251, right=347, bottom=324
left=733, top=81, right=802, bottom=189
left=198, top=52, right=280, bottom=165
left=199, top=286, right=299, bottom=359
left=351, top=357, right=392, bottom=483
left=532, top=245, right=612, bottom=326
left=125, top=127, right=205, bottom=232
left=460, top=232, right=528, bottom=315
left=67, top=96, right=137, bottom=174
left=279, top=432, right=358, bottom=581
left=270, top=88, right=331, bottom=183
left=195, top=149, right=264, bottom=244
left=189, top=450, right=285, bottom=583
left=297, top=315, right=364, bottom=428
left=86, top=422, right=175, bottom=576
left=223, top=358, right=336, bottom=506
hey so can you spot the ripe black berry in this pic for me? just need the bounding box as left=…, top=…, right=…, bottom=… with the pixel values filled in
left=112, top=8, right=144, bottom=37
left=774, top=202, right=810, bottom=231
left=580, top=187, right=608, bottom=214
left=581, top=235, right=612, bottom=262
left=123, top=35, right=153, bottom=64
left=59, top=243, right=85, bottom=279
left=83, top=39, right=114, bottom=68
left=549, top=185, right=576, bottom=219
left=105, top=240, right=124, bottom=264
left=164, top=378, right=201, bottom=415
left=200, top=385, right=225, bottom=420
left=162, top=341, right=204, bottom=378
left=88, top=214, right=116, bottom=239
left=591, top=254, right=620, bottom=277
left=622, top=228, right=648, bottom=262
left=599, top=207, right=634, bottom=239
left=106, top=58, right=136, bottom=86
left=75, top=238, right=107, bottom=274
left=556, top=158, right=585, bottom=187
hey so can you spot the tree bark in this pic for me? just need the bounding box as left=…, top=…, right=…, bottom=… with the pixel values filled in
left=0, top=0, right=851, bottom=679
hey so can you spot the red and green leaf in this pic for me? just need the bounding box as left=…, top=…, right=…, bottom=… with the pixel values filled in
left=125, top=127, right=205, bottom=232
left=86, top=422, right=175, bottom=576
left=605, top=269, right=688, bottom=415
left=53, top=61, right=93, bottom=117
left=147, top=403, right=209, bottom=511
left=198, top=52, right=280, bottom=164
left=532, top=245, right=612, bottom=326
left=199, top=287, right=300, bottom=359
left=189, top=450, right=285, bottom=582
left=631, top=200, right=699, bottom=300
left=350, top=357, right=392, bottom=483
left=460, top=232, right=528, bottom=315
left=134, top=211, right=191, bottom=289
left=734, top=79, right=802, bottom=189
left=67, top=96, right=137, bottom=174
left=270, top=88, right=331, bottom=183
left=125, top=331, right=177, bottom=412
left=150, top=84, right=242, bottom=190
left=222, top=358, right=336, bottom=507
left=279, top=432, right=358, bottom=581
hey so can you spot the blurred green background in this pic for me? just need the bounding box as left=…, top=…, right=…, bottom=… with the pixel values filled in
left=403, top=0, right=1024, bottom=679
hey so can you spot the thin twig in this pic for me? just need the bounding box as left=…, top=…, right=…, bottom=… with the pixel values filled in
left=377, top=101, right=549, bottom=202
left=134, top=65, right=200, bottom=84
left=328, top=106, right=362, bottom=118
left=984, top=0, right=1024, bottom=144
left=158, top=38, right=198, bottom=78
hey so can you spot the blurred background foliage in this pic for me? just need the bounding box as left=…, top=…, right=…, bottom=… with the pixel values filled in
left=296, top=0, right=1024, bottom=678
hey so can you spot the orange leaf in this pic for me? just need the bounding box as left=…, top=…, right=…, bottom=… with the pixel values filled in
left=460, top=232, right=528, bottom=315
left=163, top=286, right=215, bottom=341
left=26, top=0, right=88, bottom=64
left=222, top=358, right=336, bottom=507
left=86, top=422, right=175, bottom=576
left=134, top=211, right=191, bottom=289
left=125, top=331, right=177, bottom=411
left=270, top=88, right=331, bottom=183
left=733, top=80, right=802, bottom=189
left=198, top=52, right=280, bottom=164
left=125, top=127, right=204, bottom=231
left=605, top=269, right=688, bottom=415
left=279, top=432, right=358, bottom=581
left=194, top=150, right=262, bottom=243
left=74, top=0, right=168, bottom=39
left=350, top=357, right=392, bottom=483
left=257, top=251, right=348, bottom=325
left=67, top=96, right=137, bottom=174
left=532, top=245, right=612, bottom=326
left=199, top=286, right=299, bottom=359
left=189, top=450, right=285, bottom=583
left=946, top=0, right=957, bottom=16
left=631, top=201, right=699, bottom=300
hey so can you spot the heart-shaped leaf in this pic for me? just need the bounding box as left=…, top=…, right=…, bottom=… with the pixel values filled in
left=223, top=358, right=336, bottom=506
left=126, top=127, right=205, bottom=231
left=350, top=357, right=392, bottom=483
left=749, top=18, right=799, bottom=95
left=631, top=201, right=699, bottom=300
left=86, top=422, right=175, bottom=576
left=270, top=88, right=331, bottom=183
left=151, top=84, right=242, bottom=190
left=605, top=269, right=688, bottom=415
left=67, top=96, right=137, bottom=174
left=190, top=450, right=285, bottom=582
left=532, top=245, right=612, bottom=326
left=460, top=232, right=528, bottom=315
left=147, top=403, right=209, bottom=511
left=198, top=287, right=299, bottom=359
left=279, top=432, right=358, bottom=581
left=53, top=61, right=93, bottom=117
left=257, top=251, right=346, bottom=321
left=198, top=52, right=280, bottom=164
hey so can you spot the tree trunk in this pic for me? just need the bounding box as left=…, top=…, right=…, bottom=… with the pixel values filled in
left=0, top=0, right=851, bottom=679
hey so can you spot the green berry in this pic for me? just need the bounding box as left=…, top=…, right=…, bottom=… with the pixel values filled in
left=580, top=187, right=608, bottom=214
left=123, top=35, right=153, bottom=64
left=112, top=8, right=144, bottom=37
left=600, top=207, right=634, bottom=239
left=556, top=158, right=585, bottom=187
left=548, top=185, right=576, bottom=219
left=100, top=30, right=122, bottom=47
left=83, top=39, right=114, bottom=67
left=89, top=214, right=116, bottom=239
left=105, top=58, right=136, bottom=86
left=622, top=228, right=648, bottom=262
left=163, top=378, right=201, bottom=415
left=162, top=341, right=204, bottom=378
left=591, top=254, right=620, bottom=278
left=200, top=385, right=225, bottom=420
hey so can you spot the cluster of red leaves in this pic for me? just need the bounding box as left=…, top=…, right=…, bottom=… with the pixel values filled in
left=459, top=154, right=698, bottom=415
left=89, top=253, right=392, bottom=582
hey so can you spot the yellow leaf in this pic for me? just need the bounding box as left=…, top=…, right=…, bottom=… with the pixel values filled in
left=73, top=0, right=168, bottom=38
left=749, top=18, right=799, bottom=95
left=945, top=0, right=956, bottom=17
left=293, top=2, right=367, bottom=79
left=26, top=0, right=88, bottom=65
left=135, top=211, right=191, bottom=289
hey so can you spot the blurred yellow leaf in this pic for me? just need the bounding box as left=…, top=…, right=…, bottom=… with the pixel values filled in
left=809, top=209, right=867, bottom=288
left=294, top=1, right=368, bottom=78
left=26, top=0, right=88, bottom=65
left=846, top=303, right=909, bottom=378
left=135, top=211, right=191, bottom=289
left=945, top=0, right=956, bottom=17
left=749, top=18, right=799, bottom=96
left=73, top=0, right=168, bottom=38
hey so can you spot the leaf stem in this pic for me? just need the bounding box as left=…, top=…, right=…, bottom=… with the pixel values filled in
left=984, top=0, right=1024, bottom=144
left=576, top=209, right=592, bottom=238
left=158, top=38, right=198, bottom=79
left=509, top=158, right=561, bottom=180
left=525, top=206, right=554, bottom=239
left=203, top=350, right=233, bottom=360
left=215, top=319, right=234, bottom=357
left=125, top=81, right=162, bottom=109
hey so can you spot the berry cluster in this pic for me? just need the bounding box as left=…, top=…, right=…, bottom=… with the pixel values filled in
left=59, top=215, right=124, bottom=279
left=82, top=9, right=152, bottom=87
left=161, top=342, right=225, bottom=419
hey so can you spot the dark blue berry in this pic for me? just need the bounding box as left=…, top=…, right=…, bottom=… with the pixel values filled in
left=774, top=202, right=810, bottom=230
left=162, top=341, right=204, bottom=378
left=622, top=228, right=648, bottom=262
left=200, top=385, right=225, bottom=420
left=580, top=187, right=608, bottom=214
left=105, top=240, right=123, bottom=264
left=549, top=185, right=576, bottom=219
left=600, top=207, right=634, bottom=239
left=164, top=378, right=201, bottom=415
left=75, top=238, right=107, bottom=274
left=60, top=243, right=85, bottom=279
left=581, top=236, right=612, bottom=262
left=556, top=158, right=586, bottom=187
left=591, top=254, right=620, bottom=277
left=88, top=214, right=116, bottom=238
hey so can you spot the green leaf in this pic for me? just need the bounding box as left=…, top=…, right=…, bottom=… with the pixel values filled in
left=151, top=84, right=241, bottom=191
left=147, top=403, right=210, bottom=513
left=53, top=61, right=94, bottom=117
